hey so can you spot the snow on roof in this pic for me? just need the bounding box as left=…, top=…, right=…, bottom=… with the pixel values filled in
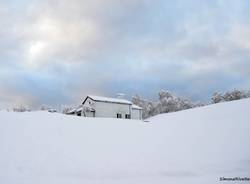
left=85, top=95, right=133, bottom=105
left=66, top=105, right=83, bottom=114
left=132, top=104, right=143, bottom=110
left=67, top=106, right=95, bottom=114
left=76, top=106, right=83, bottom=112
left=67, top=108, right=77, bottom=114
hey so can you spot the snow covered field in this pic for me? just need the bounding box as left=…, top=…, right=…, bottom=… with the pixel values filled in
left=0, top=99, right=250, bottom=184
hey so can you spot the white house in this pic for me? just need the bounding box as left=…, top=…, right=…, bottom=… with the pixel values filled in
left=70, top=95, right=142, bottom=120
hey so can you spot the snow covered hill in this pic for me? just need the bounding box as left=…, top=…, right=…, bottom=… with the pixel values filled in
left=0, top=99, right=249, bottom=184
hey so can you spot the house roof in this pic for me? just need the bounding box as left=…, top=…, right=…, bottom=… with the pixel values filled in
left=66, top=108, right=77, bottom=114
left=132, top=104, right=143, bottom=110
left=75, top=106, right=83, bottom=112
left=66, top=105, right=95, bottom=114
left=83, top=95, right=133, bottom=105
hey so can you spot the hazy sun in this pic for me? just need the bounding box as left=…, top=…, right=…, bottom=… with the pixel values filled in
left=28, top=41, right=46, bottom=59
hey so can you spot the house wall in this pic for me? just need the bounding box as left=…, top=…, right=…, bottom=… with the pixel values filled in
left=131, top=109, right=142, bottom=120
left=94, top=101, right=131, bottom=119
left=85, top=111, right=95, bottom=117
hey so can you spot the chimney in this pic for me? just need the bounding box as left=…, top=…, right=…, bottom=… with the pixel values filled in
left=116, top=93, right=126, bottom=99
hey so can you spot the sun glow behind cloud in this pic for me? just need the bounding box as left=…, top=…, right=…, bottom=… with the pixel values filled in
left=24, top=14, right=98, bottom=69
left=28, top=41, right=46, bottom=62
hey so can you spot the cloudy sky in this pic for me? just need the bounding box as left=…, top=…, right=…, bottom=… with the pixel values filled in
left=0, top=0, right=250, bottom=108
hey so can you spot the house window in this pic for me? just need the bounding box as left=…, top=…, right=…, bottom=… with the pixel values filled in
left=125, top=114, right=131, bottom=119
left=117, top=113, right=122, bottom=118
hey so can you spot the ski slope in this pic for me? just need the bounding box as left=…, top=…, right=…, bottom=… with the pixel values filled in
left=0, top=99, right=249, bottom=184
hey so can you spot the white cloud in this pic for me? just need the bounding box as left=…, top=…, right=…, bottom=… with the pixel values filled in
left=228, top=25, right=250, bottom=50
left=1, top=0, right=250, bottom=107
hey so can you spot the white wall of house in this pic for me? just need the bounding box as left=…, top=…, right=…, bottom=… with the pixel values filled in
left=94, top=101, right=131, bottom=119
left=85, top=111, right=95, bottom=117
left=131, top=108, right=142, bottom=120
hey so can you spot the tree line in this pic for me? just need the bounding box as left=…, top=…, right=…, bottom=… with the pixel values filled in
left=8, top=89, right=250, bottom=117
left=132, top=89, right=250, bottom=119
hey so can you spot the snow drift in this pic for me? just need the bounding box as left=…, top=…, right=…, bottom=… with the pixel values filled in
left=0, top=99, right=249, bottom=184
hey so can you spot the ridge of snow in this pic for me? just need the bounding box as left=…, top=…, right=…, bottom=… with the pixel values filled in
left=0, top=98, right=249, bottom=184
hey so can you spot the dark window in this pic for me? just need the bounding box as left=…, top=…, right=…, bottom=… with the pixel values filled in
left=125, top=114, right=131, bottom=119
left=117, top=113, right=122, bottom=118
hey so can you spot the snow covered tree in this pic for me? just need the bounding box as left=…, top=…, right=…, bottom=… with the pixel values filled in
left=131, top=95, right=142, bottom=107
left=178, top=98, right=194, bottom=109
left=157, top=90, right=193, bottom=113
left=145, top=101, right=159, bottom=118
left=223, top=89, right=246, bottom=101
left=13, top=105, right=31, bottom=112
left=62, top=106, right=76, bottom=114
left=132, top=95, right=158, bottom=119
left=211, top=92, right=224, bottom=103
left=211, top=89, right=250, bottom=104
left=132, top=90, right=194, bottom=119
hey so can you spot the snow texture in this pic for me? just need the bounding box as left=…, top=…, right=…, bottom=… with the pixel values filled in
left=0, top=99, right=250, bottom=184
left=86, top=95, right=133, bottom=105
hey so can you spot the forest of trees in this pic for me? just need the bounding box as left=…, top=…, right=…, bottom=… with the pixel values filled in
left=132, top=91, right=194, bottom=119
left=211, top=89, right=250, bottom=104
